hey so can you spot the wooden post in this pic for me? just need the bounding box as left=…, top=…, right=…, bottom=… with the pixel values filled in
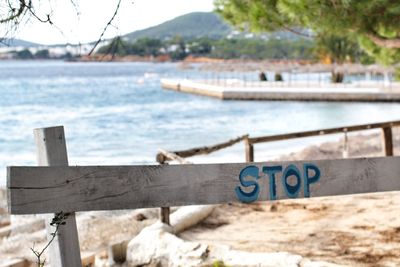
left=382, top=126, right=394, bottom=156
left=34, top=126, right=82, bottom=266
left=156, top=157, right=170, bottom=225
left=108, top=240, right=129, bottom=265
left=244, top=137, right=254, bottom=162
left=160, top=206, right=170, bottom=225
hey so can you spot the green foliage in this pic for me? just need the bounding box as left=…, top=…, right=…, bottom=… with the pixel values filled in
left=188, top=37, right=213, bottom=55
left=213, top=260, right=229, bottom=267
left=132, top=38, right=164, bottom=56
left=314, top=33, right=368, bottom=64
left=97, top=37, right=131, bottom=56
left=394, top=67, right=400, bottom=81
left=34, top=49, right=50, bottom=59
left=210, top=38, right=314, bottom=59
left=97, top=36, right=314, bottom=60
left=61, top=52, right=73, bottom=60
left=274, top=73, right=283, bottom=81
left=358, top=35, right=400, bottom=65
left=215, top=0, right=400, bottom=64
left=14, top=49, right=34, bottom=59
left=98, top=37, right=164, bottom=57
left=168, top=35, right=187, bottom=60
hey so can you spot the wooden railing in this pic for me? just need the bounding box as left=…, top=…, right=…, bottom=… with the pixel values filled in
left=156, top=119, right=400, bottom=223
left=245, top=120, right=400, bottom=162
left=158, top=120, right=400, bottom=165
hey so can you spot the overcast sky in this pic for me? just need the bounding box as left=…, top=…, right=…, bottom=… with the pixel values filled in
left=8, top=0, right=214, bottom=45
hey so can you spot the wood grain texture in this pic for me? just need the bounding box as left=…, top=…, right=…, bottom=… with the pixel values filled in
left=33, top=126, right=82, bottom=267
left=382, top=127, right=394, bottom=156
left=8, top=156, right=400, bottom=214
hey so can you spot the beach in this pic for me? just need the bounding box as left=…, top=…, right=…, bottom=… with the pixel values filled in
left=1, top=61, right=400, bottom=266
left=1, top=127, right=399, bottom=266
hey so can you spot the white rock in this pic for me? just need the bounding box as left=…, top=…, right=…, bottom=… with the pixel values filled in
left=126, top=223, right=207, bottom=267
left=170, top=205, right=215, bottom=234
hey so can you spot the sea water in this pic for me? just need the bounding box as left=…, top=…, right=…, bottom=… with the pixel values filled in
left=1, top=60, right=400, bottom=186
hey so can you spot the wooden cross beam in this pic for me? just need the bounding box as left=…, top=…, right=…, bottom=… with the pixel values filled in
left=8, top=156, right=400, bottom=215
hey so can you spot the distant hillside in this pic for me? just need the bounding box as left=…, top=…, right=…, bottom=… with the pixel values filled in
left=0, top=38, right=41, bottom=47
left=124, top=12, right=231, bottom=41
left=123, top=12, right=308, bottom=42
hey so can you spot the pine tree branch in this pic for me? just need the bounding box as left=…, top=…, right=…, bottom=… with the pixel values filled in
left=365, top=31, right=400, bottom=49
left=281, top=25, right=315, bottom=38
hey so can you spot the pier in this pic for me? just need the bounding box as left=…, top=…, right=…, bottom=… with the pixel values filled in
left=161, top=78, right=400, bottom=102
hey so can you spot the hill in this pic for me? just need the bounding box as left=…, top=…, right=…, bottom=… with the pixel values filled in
left=0, top=38, right=41, bottom=47
left=123, top=12, right=309, bottom=42
left=124, top=12, right=231, bottom=41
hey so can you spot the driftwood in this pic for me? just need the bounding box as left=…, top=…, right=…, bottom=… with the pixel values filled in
left=156, top=135, right=248, bottom=162
left=157, top=149, right=192, bottom=164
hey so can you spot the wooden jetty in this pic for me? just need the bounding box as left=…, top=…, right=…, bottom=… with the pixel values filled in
left=161, top=79, right=400, bottom=102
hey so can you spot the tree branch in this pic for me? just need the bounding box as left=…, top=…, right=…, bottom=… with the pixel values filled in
left=0, top=0, right=26, bottom=23
left=281, top=25, right=315, bottom=38
left=88, top=0, right=123, bottom=55
left=365, top=31, right=400, bottom=49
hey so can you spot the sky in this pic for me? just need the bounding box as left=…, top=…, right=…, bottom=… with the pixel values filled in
left=4, top=0, right=215, bottom=45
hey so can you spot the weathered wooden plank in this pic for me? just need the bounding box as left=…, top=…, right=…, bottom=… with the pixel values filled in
left=33, top=126, right=82, bottom=267
left=382, top=127, right=394, bottom=156
left=8, top=156, right=400, bottom=214
left=249, top=120, right=400, bottom=144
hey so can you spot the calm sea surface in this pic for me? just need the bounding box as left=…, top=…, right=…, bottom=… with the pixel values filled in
left=1, top=60, right=400, bottom=186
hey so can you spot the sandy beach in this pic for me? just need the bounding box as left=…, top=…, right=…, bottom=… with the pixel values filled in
left=0, top=127, right=399, bottom=266
left=180, top=128, right=400, bottom=266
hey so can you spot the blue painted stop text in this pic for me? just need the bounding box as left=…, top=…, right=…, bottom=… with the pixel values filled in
left=235, top=163, right=321, bottom=203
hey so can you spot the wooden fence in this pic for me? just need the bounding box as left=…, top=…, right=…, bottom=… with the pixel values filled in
left=157, top=120, right=400, bottom=164
left=6, top=120, right=400, bottom=266
left=156, top=120, right=399, bottom=223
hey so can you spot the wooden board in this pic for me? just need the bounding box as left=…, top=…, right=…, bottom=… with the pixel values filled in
left=7, top=156, right=400, bottom=214
left=33, top=126, right=82, bottom=267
